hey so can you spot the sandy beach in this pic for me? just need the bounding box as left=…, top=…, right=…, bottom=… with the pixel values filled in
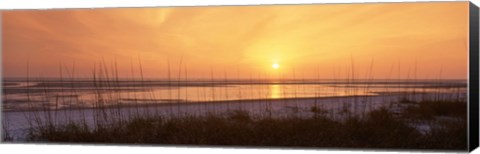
left=2, top=91, right=465, bottom=141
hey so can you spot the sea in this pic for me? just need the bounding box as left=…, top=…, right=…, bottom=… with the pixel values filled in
left=2, top=78, right=467, bottom=112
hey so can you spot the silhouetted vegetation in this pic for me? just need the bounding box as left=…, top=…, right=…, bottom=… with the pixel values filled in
left=25, top=99, right=466, bottom=150
left=401, top=100, right=467, bottom=120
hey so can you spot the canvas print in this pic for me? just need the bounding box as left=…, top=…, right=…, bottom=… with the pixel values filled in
left=1, top=1, right=471, bottom=151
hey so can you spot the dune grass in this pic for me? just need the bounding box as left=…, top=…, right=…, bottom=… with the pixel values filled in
left=400, top=100, right=467, bottom=120
left=23, top=99, right=466, bottom=150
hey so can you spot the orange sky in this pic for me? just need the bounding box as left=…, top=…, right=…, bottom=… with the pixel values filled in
left=2, top=2, right=469, bottom=79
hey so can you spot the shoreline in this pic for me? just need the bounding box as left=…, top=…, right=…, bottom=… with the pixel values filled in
left=3, top=91, right=465, bottom=113
left=3, top=93, right=394, bottom=113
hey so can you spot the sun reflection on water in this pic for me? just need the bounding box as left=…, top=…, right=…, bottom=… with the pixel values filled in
left=270, top=84, right=282, bottom=99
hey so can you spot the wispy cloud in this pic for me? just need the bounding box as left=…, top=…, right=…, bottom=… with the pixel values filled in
left=3, top=2, right=469, bottom=79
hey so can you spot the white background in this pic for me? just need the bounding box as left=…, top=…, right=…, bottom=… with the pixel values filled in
left=0, top=0, right=479, bottom=154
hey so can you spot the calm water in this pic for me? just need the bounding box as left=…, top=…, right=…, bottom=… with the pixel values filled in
left=2, top=78, right=467, bottom=111
left=1, top=79, right=468, bottom=141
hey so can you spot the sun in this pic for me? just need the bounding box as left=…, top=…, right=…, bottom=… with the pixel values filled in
left=272, top=63, right=280, bottom=69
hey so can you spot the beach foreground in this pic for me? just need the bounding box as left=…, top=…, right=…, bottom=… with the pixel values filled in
left=2, top=92, right=467, bottom=150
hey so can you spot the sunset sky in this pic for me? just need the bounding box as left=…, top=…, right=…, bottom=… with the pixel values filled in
left=2, top=2, right=469, bottom=79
